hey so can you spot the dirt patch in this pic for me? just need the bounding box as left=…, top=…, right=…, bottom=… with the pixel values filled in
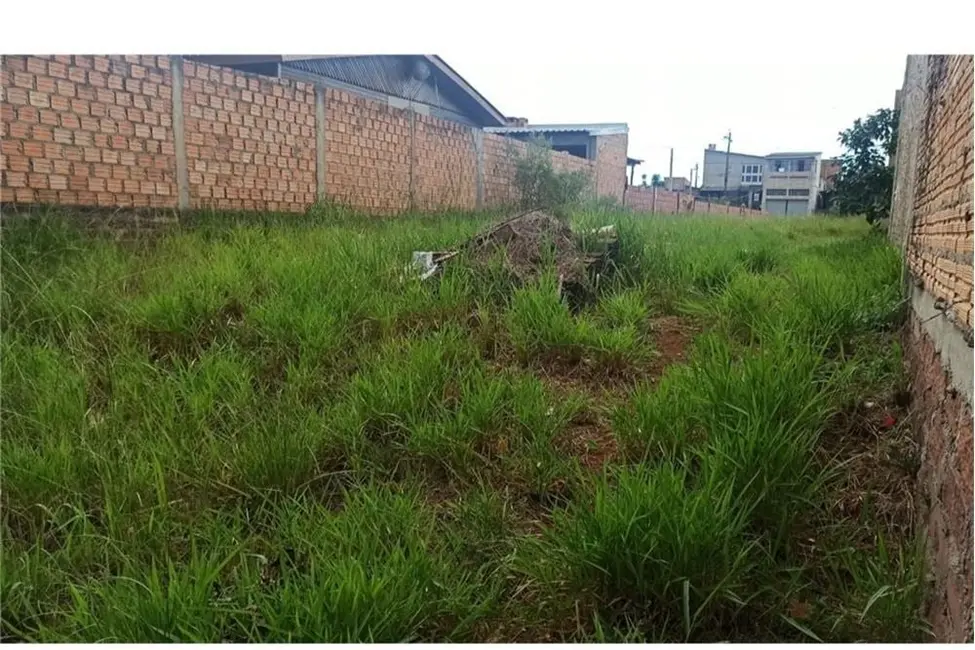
left=818, top=397, right=919, bottom=545
left=647, top=315, right=699, bottom=378
left=556, top=411, right=618, bottom=471
left=528, top=315, right=700, bottom=396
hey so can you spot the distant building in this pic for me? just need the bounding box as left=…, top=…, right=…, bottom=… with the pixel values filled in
left=762, top=152, right=823, bottom=216
left=485, top=123, right=628, bottom=160
left=698, top=144, right=765, bottom=209
left=664, top=176, right=691, bottom=192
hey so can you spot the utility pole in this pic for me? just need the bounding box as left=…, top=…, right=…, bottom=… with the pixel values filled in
left=693, top=163, right=699, bottom=189
left=722, top=130, right=732, bottom=197
left=668, top=148, right=674, bottom=191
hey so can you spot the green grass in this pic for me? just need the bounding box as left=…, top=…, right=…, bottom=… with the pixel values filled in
left=1, top=207, right=927, bottom=642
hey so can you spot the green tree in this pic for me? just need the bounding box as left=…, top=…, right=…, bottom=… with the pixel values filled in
left=650, top=174, right=665, bottom=187
left=832, top=108, right=898, bottom=223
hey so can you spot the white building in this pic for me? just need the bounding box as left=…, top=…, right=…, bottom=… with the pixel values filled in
left=699, top=145, right=766, bottom=209
left=761, top=152, right=823, bottom=216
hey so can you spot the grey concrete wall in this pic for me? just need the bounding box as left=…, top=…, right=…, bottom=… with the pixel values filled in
left=889, top=56, right=929, bottom=252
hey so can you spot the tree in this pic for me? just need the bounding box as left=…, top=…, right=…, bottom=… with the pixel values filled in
left=650, top=174, right=665, bottom=187
left=832, top=107, right=898, bottom=223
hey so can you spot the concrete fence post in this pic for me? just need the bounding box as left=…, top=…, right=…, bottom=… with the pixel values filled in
left=315, top=87, right=327, bottom=202
left=651, top=186, right=656, bottom=214
left=169, top=56, right=190, bottom=210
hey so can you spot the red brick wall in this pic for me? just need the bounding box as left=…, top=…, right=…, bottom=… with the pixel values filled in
left=481, top=133, right=597, bottom=209
left=905, top=55, right=974, bottom=331
left=891, top=54, right=974, bottom=643
left=182, top=61, right=317, bottom=213
left=1, top=55, right=618, bottom=216
left=324, top=89, right=411, bottom=213
left=411, top=112, right=478, bottom=211
left=904, top=316, right=973, bottom=643
left=482, top=133, right=525, bottom=208
left=1, top=55, right=177, bottom=208
left=623, top=186, right=764, bottom=216
left=593, top=133, right=627, bottom=203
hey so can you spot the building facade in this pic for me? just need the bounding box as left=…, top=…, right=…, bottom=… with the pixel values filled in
left=664, top=176, right=691, bottom=192
left=699, top=144, right=765, bottom=208
left=761, top=151, right=822, bottom=215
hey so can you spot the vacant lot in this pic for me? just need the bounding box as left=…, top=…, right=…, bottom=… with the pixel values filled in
left=2, top=208, right=926, bottom=642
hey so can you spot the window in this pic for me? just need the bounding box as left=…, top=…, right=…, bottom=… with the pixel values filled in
left=788, top=188, right=810, bottom=197
left=795, top=159, right=807, bottom=172
left=741, top=163, right=762, bottom=184
left=766, top=189, right=787, bottom=196
left=771, top=159, right=790, bottom=173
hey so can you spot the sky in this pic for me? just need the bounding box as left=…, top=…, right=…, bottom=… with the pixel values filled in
left=7, top=0, right=956, bottom=190
left=447, top=57, right=907, bottom=184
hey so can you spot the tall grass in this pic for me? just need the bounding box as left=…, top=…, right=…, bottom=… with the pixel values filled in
left=1, top=209, right=924, bottom=642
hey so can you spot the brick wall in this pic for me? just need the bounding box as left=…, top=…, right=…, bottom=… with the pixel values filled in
left=623, top=185, right=765, bottom=216
left=1, top=55, right=625, bottom=216
left=905, top=310, right=973, bottom=643
left=325, top=89, right=413, bottom=213
left=890, top=54, right=974, bottom=643
left=480, top=133, right=598, bottom=209
left=410, top=111, right=478, bottom=211
left=182, top=61, right=317, bottom=213
left=593, top=133, right=628, bottom=203
left=1, top=55, right=177, bottom=208
left=905, top=56, right=974, bottom=330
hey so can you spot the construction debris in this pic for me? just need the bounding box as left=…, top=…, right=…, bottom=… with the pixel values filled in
left=408, top=211, right=619, bottom=299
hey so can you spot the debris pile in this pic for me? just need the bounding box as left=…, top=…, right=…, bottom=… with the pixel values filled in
left=410, top=210, right=618, bottom=301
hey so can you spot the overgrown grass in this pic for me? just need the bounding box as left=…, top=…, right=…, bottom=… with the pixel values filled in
left=1, top=208, right=926, bottom=642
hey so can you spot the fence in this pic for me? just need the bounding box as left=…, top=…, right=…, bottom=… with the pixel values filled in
left=623, top=185, right=764, bottom=216
left=889, top=54, right=973, bottom=643
left=1, top=55, right=626, bottom=216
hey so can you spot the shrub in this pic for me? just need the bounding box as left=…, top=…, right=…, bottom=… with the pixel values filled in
left=512, top=138, right=592, bottom=216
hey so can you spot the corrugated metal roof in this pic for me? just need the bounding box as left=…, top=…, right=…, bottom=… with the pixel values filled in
left=286, top=56, right=429, bottom=100
left=184, top=54, right=507, bottom=127
left=484, top=123, right=628, bottom=136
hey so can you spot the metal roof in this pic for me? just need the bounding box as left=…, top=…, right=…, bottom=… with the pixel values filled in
left=484, top=123, right=629, bottom=136
left=627, top=157, right=644, bottom=165
left=183, top=54, right=507, bottom=127
left=766, top=151, right=822, bottom=158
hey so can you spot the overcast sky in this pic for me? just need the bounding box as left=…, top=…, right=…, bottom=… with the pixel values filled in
left=448, top=56, right=907, bottom=183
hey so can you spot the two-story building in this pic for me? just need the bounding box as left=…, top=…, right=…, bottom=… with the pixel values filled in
left=761, top=152, right=823, bottom=216
left=698, top=144, right=765, bottom=209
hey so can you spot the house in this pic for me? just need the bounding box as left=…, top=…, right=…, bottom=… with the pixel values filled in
left=483, top=122, right=629, bottom=161
left=664, top=176, right=691, bottom=192
left=698, top=144, right=765, bottom=209
left=185, top=55, right=507, bottom=128
left=762, top=152, right=823, bottom=216
left=483, top=123, right=630, bottom=201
